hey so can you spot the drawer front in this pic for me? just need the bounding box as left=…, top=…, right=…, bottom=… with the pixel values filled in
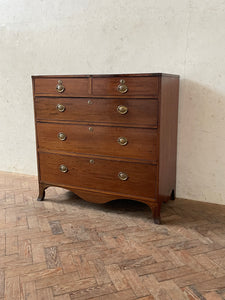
left=37, top=123, right=158, bottom=161
left=39, top=152, right=157, bottom=198
left=92, top=76, right=159, bottom=97
left=35, top=97, right=158, bottom=127
left=33, top=78, right=89, bottom=97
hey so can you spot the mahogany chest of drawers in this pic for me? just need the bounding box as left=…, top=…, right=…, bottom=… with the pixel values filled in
left=32, top=73, right=179, bottom=224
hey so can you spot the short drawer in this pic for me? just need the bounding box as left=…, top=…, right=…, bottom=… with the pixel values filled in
left=33, top=77, right=89, bottom=97
left=34, top=97, right=158, bottom=127
left=39, top=152, right=157, bottom=198
left=92, top=76, right=159, bottom=97
left=37, top=123, right=158, bottom=161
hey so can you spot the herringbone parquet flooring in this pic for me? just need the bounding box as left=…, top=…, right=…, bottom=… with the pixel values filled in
left=0, top=171, right=225, bottom=300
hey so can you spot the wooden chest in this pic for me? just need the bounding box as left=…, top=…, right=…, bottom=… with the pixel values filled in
left=32, top=73, right=179, bottom=224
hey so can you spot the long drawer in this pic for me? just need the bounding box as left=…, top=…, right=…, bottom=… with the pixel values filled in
left=37, top=122, right=158, bottom=161
left=39, top=152, right=157, bottom=198
left=35, top=97, right=158, bottom=127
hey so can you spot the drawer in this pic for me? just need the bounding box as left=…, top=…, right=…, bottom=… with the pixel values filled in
left=35, top=97, right=158, bottom=127
left=37, top=123, right=158, bottom=161
left=33, top=77, right=89, bottom=97
left=92, top=76, right=159, bottom=97
left=39, top=152, right=157, bottom=198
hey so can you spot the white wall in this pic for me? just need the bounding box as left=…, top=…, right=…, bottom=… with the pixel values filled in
left=0, top=0, right=225, bottom=205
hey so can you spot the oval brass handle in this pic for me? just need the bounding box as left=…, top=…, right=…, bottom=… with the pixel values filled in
left=56, top=80, right=65, bottom=93
left=118, top=172, right=128, bottom=181
left=117, top=105, right=128, bottom=115
left=56, top=104, right=65, bottom=112
left=59, top=164, right=68, bottom=173
left=58, top=132, right=67, bottom=141
left=117, top=79, right=128, bottom=94
left=117, top=137, right=128, bottom=146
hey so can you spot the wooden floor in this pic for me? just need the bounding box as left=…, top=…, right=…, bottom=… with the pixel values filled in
left=0, top=172, right=225, bottom=300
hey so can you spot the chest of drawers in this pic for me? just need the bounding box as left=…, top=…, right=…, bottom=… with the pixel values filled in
left=32, top=73, right=179, bottom=224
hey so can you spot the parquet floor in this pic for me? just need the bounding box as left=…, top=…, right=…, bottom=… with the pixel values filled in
left=0, top=171, right=225, bottom=300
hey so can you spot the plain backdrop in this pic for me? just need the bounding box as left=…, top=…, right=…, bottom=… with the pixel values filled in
left=0, top=0, right=225, bottom=205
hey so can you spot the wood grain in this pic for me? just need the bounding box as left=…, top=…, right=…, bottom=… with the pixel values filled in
left=33, top=73, right=179, bottom=223
left=23, top=281, right=37, bottom=300
left=49, top=220, right=64, bottom=235
left=158, top=75, right=179, bottom=203
left=39, top=152, right=157, bottom=199
left=5, top=276, right=20, bottom=300
left=44, top=246, right=61, bottom=269
left=37, top=287, right=54, bottom=300
left=37, top=122, right=158, bottom=161
left=0, top=270, right=4, bottom=298
left=92, top=76, right=159, bottom=97
left=34, top=77, right=89, bottom=97
left=0, top=171, right=225, bottom=299
left=35, top=97, right=158, bottom=127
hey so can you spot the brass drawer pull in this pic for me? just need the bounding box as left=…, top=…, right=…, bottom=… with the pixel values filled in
left=118, top=172, right=128, bottom=181
left=56, top=80, right=65, bottom=93
left=89, top=159, right=95, bottom=164
left=59, top=164, right=68, bottom=173
left=117, top=137, right=128, bottom=146
left=117, top=105, right=128, bottom=115
left=88, top=127, right=94, bottom=132
left=88, top=100, right=93, bottom=105
left=58, top=132, right=67, bottom=141
left=56, top=104, right=65, bottom=112
left=117, top=79, right=128, bottom=94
